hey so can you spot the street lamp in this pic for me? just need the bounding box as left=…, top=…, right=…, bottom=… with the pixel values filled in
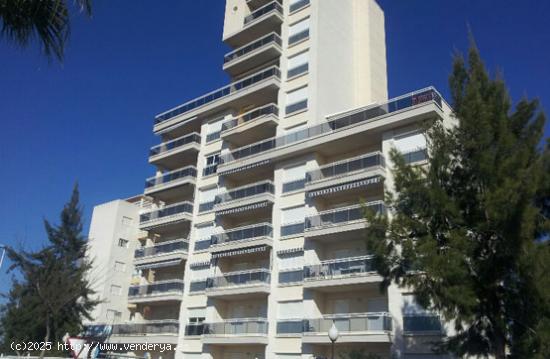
left=0, top=245, right=6, bottom=270
left=328, top=321, right=339, bottom=359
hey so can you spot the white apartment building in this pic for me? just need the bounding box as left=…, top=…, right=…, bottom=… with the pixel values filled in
left=86, top=1, right=456, bottom=359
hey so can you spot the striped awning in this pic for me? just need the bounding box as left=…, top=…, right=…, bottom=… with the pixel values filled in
left=140, top=216, right=191, bottom=231
left=306, top=176, right=383, bottom=198
left=211, top=245, right=268, bottom=259
left=189, top=261, right=211, bottom=269
left=277, top=247, right=304, bottom=256
left=218, top=160, right=271, bottom=176
left=215, top=201, right=270, bottom=216
left=135, top=259, right=182, bottom=270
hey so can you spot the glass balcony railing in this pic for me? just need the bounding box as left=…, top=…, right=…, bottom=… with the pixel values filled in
left=219, top=88, right=442, bottom=165
left=139, top=201, right=193, bottom=224
left=149, top=133, right=201, bottom=157
left=280, top=221, right=304, bottom=237
left=224, top=33, right=282, bottom=64
left=128, top=280, right=184, bottom=298
left=221, top=104, right=279, bottom=132
left=204, top=318, right=268, bottom=335
left=304, top=202, right=385, bottom=230
left=244, top=1, right=283, bottom=25
left=134, top=239, right=188, bottom=259
left=198, top=200, right=216, bottom=213
left=211, top=223, right=273, bottom=245
left=279, top=268, right=304, bottom=284
left=289, top=0, right=310, bottom=12
left=303, top=255, right=375, bottom=280
left=194, top=240, right=211, bottom=251
left=155, top=66, right=281, bottom=125
left=403, top=315, right=442, bottom=333
left=145, top=166, right=197, bottom=189
left=215, top=180, right=275, bottom=204
left=402, top=148, right=428, bottom=164
left=306, top=152, right=385, bottom=183
left=206, top=269, right=271, bottom=289
left=289, top=29, right=309, bottom=46
left=189, top=280, right=207, bottom=292
left=185, top=323, right=205, bottom=336
left=111, top=320, right=179, bottom=335
left=305, top=313, right=392, bottom=333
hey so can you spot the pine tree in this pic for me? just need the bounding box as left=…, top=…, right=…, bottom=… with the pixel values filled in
left=0, top=185, right=98, bottom=357
left=364, top=43, right=550, bottom=358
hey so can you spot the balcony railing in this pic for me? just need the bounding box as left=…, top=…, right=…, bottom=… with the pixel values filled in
left=194, top=240, right=211, bottom=251
left=277, top=313, right=392, bottom=334
left=304, top=202, right=385, bottom=230
left=221, top=104, right=279, bottom=132
left=185, top=323, right=205, bottom=336
left=306, top=152, right=385, bottom=183
left=149, top=133, right=201, bottom=157
left=206, top=268, right=271, bottom=289
left=128, top=280, right=184, bottom=298
left=211, top=223, right=273, bottom=245
left=134, top=239, right=188, bottom=259
left=289, top=0, right=310, bottom=12
left=189, top=280, right=207, bottom=292
left=280, top=221, right=304, bottom=237
left=205, top=318, right=268, bottom=335
left=244, top=1, right=283, bottom=25
left=303, top=255, right=375, bottom=281
left=111, top=320, right=179, bottom=336
left=289, top=29, right=309, bottom=46
left=403, top=315, right=442, bottom=333
left=219, top=88, right=442, bottom=165
left=155, top=66, right=281, bottom=125
left=215, top=180, right=275, bottom=204
left=139, top=201, right=193, bottom=224
left=224, top=33, right=282, bottom=64
left=145, top=166, right=197, bottom=189
left=279, top=268, right=304, bottom=284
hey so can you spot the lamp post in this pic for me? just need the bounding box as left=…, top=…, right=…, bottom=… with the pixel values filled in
left=0, top=245, right=6, bottom=270
left=328, top=321, right=339, bottom=359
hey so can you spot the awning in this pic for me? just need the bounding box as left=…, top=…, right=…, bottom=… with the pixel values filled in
left=215, top=201, right=270, bottom=216
left=189, top=261, right=211, bottom=269
left=306, top=176, right=383, bottom=198
left=135, top=259, right=182, bottom=270
left=277, top=247, right=304, bottom=256
left=218, top=160, right=271, bottom=176
left=211, top=245, right=268, bottom=259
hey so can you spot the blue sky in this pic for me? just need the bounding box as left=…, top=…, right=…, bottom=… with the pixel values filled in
left=0, top=0, right=549, bottom=292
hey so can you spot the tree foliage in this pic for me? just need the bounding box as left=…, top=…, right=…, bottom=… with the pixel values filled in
left=0, top=185, right=98, bottom=357
left=364, top=43, right=550, bottom=358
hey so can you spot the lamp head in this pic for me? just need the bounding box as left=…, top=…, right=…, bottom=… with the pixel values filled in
left=328, top=321, right=339, bottom=342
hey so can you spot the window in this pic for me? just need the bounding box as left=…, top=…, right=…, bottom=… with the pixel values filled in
left=286, top=86, right=308, bottom=114
left=289, top=17, right=310, bottom=45
left=194, top=222, right=215, bottom=247
left=203, top=153, right=220, bottom=177
left=289, top=0, right=310, bottom=13
left=106, top=309, right=121, bottom=321
left=114, top=261, right=126, bottom=273
left=199, top=188, right=218, bottom=212
left=121, top=216, right=133, bottom=226
left=191, top=266, right=211, bottom=281
left=279, top=252, right=304, bottom=270
left=117, top=238, right=129, bottom=248
left=188, top=308, right=206, bottom=323
left=206, top=118, right=224, bottom=142
left=402, top=294, right=442, bottom=333
left=109, top=285, right=122, bottom=295
left=281, top=205, right=306, bottom=236
left=278, top=301, right=303, bottom=319
left=394, top=132, right=428, bottom=164
left=282, top=163, right=306, bottom=193
left=287, top=51, right=309, bottom=78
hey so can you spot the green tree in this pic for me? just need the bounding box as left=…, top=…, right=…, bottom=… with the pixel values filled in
left=0, top=185, right=98, bottom=357
left=0, top=0, right=92, bottom=61
left=364, top=43, right=550, bottom=358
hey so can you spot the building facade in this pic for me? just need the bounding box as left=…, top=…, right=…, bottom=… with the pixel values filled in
left=87, top=1, right=456, bottom=358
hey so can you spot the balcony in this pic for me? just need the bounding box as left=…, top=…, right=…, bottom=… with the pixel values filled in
left=149, top=132, right=201, bottom=169
left=206, top=268, right=271, bottom=298
left=304, top=202, right=385, bottom=240
left=246, top=0, right=278, bottom=10
left=302, top=313, right=392, bottom=343
left=224, top=1, right=284, bottom=47
left=139, top=201, right=193, bottom=232
left=127, top=280, right=184, bottom=304
left=221, top=104, right=279, bottom=146
left=210, top=223, right=273, bottom=253
left=108, top=320, right=179, bottom=345
left=403, top=315, right=443, bottom=334
left=305, top=152, right=385, bottom=201
left=223, top=33, right=282, bottom=77
left=214, top=180, right=275, bottom=217
left=133, top=239, right=189, bottom=266
left=303, top=255, right=381, bottom=290
left=154, top=66, right=281, bottom=132
left=217, top=88, right=444, bottom=176
left=144, top=166, right=197, bottom=202
left=203, top=318, right=269, bottom=345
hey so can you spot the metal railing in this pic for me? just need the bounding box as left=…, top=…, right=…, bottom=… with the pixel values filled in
left=155, top=66, right=281, bottom=124
left=134, top=239, right=188, bottom=258
left=289, top=0, right=310, bottom=12
left=128, top=280, right=184, bottom=298
left=403, top=315, right=442, bottom=333
left=306, top=152, right=385, bottom=183
left=206, top=268, right=271, bottom=289
left=219, top=88, right=442, bottom=165
left=304, top=313, right=392, bottom=333
left=139, top=201, right=193, bottom=224
left=215, top=180, right=275, bottom=204
left=224, top=33, right=282, bottom=64
left=111, top=320, right=180, bottom=335
left=145, top=166, right=197, bottom=189
left=211, top=223, right=273, bottom=245
left=149, top=132, right=200, bottom=157
left=303, top=255, right=375, bottom=281
left=244, top=1, right=283, bottom=24
left=221, top=104, right=279, bottom=132
left=304, top=202, right=385, bottom=230
left=204, top=318, right=268, bottom=335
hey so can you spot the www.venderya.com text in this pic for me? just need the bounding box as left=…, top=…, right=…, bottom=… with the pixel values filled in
left=10, top=341, right=174, bottom=353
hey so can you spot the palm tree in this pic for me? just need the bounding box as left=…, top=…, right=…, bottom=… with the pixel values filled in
left=0, top=0, right=92, bottom=61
